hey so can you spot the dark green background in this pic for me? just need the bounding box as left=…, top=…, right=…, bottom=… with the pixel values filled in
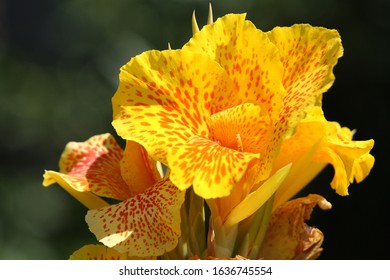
left=0, top=0, right=388, bottom=259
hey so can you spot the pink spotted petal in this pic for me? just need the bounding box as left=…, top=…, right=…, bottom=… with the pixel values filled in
left=85, top=179, right=185, bottom=257
left=44, top=133, right=131, bottom=200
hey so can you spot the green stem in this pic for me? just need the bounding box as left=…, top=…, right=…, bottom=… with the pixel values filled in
left=248, top=194, right=275, bottom=259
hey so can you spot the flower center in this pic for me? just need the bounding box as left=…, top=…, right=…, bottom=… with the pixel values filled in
left=208, top=109, right=245, bottom=152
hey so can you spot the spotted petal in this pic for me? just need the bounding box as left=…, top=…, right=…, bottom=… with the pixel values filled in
left=184, top=13, right=285, bottom=120
left=69, top=244, right=129, bottom=260
left=112, top=49, right=236, bottom=164
left=167, top=135, right=260, bottom=199
left=267, top=24, right=343, bottom=132
left=43, top=133, right=131, bottom=201
left=85, top=179, right=185, bottom=257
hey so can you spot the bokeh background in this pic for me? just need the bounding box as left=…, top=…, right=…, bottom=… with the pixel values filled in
left=0, top=0, right=388, bottom=259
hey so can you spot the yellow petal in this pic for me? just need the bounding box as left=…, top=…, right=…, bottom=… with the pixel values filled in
left=272, top=109, right=327, bottom=207
left=318, top=112, right=374, bottom=195
left=224, top=163, right=291, bottom=228
left=167, top=135, right=260, bottom=199
left=120, top=140, right=162, bottom=195
left=184, top=13, right=285, bottom=120
left=85, top=179, right=185, bottom=257
left=258, top=194, right=332, bottom=260
left=268, top=24, right=343, bottom=133
left=43, top=133, right=131, bottom=201
left=272, top=141, right=325, bottom=209
left=273, top=107, right=374, bottom=200
left=69, top=244, right=129, bottom=260
left=352, top=153, right=375, bottom=183
left=43, top=170, right=109, bottom=210
left=112, top=49, right=235, bottom=164
left=325, top=136, right=375, bottom=195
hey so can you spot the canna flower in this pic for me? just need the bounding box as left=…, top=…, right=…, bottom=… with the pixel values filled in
left=111, top=12, right=374, bottom=228
left=43, top=133, right=185, bottom=257
left=43, top=7, right=375, bottom=260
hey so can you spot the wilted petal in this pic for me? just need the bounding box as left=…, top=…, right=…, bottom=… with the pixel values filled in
left=85, top=179, right=185, bottom=257
left=259, top=194, right=332, bottom=260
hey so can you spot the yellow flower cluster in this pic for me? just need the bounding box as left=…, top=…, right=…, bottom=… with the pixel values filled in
left=43, top=7, right=374, bottom=260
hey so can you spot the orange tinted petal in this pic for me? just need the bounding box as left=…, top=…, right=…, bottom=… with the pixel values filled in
left=112, top=49, right=235, bottom=164
left=85, top=179, right=185, bottom=257
left=120, top=140, right=162, bottom=195
left=208, top=103, right=272, bottom=154
left=167, top=135, right=260, bottom=199
left=43, top=133, right=131, bottom=200
left=184, top=13, right=285, bottom=119
left=207, top=102, right=275, bottom=184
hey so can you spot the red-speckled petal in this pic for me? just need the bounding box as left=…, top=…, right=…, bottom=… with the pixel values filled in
left=112, top=49, right=235, bottom=164
left=250, top=25, right=343, bottom=182
left=167, top=135, right=260, bottom=199
left=85, top=179, right=185, bottom=257
left=267, top=24, right=343, bottom=131
left=69, top=244, right=129, bottom=260
left=184, top=13, right=285, bottom=120
left=43, top=133, right=131, bottom=200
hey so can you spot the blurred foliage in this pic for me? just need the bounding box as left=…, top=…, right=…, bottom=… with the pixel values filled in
left=0, top=0, right=388, bottom=259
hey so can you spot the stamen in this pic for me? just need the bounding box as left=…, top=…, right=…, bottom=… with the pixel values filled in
left=236, top=134, right=243, bottom=152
